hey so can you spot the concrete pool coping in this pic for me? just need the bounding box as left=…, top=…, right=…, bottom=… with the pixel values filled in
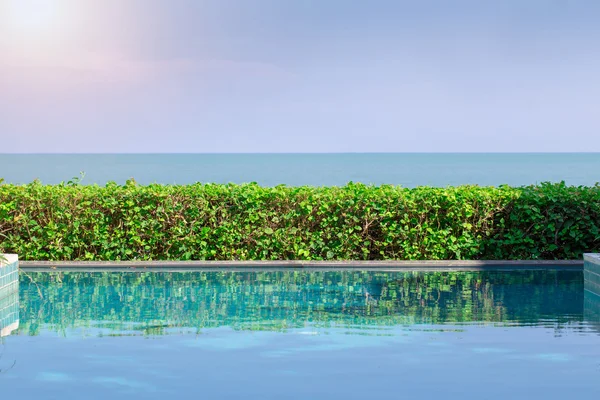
left=18, top=259, right=584, bottom=272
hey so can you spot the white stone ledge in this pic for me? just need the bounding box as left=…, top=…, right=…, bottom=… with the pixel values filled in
left=0, top=254, right=18, bottom=268
left=584, top=253, right=600, bottom=263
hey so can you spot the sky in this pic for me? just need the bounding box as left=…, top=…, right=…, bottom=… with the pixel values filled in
left=1, top=0, right=599, bottom=153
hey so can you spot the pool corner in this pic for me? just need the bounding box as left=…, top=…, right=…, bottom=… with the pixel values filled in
left=0, top=254, right=19, bottom=338
left=584, top=253, right=600, bottom=298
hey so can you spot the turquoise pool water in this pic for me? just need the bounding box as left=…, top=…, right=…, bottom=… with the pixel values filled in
left=1, top=270, right=600, bottom=399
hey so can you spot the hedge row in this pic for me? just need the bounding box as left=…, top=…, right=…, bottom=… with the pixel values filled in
left=0, top=180, right=599, bottom=260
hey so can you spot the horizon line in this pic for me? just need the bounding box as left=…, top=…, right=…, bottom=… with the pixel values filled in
left=2, top=151, right=600, bottom=155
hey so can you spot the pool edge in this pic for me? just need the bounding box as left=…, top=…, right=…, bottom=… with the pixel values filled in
left=18, top=259, right=584, bottom=272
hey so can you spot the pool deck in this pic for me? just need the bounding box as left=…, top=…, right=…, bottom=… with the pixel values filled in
left=18, top=259, right=583, bottom=272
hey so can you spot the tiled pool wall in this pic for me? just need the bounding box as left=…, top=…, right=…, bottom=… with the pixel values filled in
left=0, top=254, right=19, bottom=337
left=584, top=254, right=600, bottom=326
left=584, top=254, right=600, bottom=296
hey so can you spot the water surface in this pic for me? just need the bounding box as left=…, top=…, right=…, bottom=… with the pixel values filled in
left=1, top=270, right=600, bottom=399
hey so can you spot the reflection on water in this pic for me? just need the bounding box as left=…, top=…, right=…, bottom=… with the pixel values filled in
left=16, top=270, right=589, bottom=336
left=584, top=289, right=600, bottom=327
left=3, top=270, right=600, bottom=400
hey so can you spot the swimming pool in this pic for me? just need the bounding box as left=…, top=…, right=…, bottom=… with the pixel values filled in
left=1, top=270, right=600, bottom=399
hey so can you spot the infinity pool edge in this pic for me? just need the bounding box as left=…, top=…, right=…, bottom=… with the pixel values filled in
left=18, top=259, right=584, bottom=272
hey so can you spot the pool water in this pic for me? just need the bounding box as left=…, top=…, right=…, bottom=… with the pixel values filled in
left=1, top=270, right=600, bottom=399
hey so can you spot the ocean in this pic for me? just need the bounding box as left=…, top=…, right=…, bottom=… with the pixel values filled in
left=1, top=153, right=598, bottom=187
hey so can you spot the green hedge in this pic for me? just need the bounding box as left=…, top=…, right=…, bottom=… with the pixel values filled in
left=0, top=180, right=598, bottom=260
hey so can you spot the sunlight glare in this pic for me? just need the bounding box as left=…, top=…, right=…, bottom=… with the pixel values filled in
left=4, top=0, right=64, bottom=33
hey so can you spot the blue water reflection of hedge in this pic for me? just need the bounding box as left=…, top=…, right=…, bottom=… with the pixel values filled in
left=17, top=271, right=583, bottom=336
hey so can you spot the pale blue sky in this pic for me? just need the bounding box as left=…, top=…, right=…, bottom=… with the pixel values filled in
left=1, top=0, right=599, bottom=153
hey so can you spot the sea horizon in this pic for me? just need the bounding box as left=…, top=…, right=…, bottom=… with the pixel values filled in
left=1, top=153, right=599, bottom=188
left=3, top=151, right=599, bottom=155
